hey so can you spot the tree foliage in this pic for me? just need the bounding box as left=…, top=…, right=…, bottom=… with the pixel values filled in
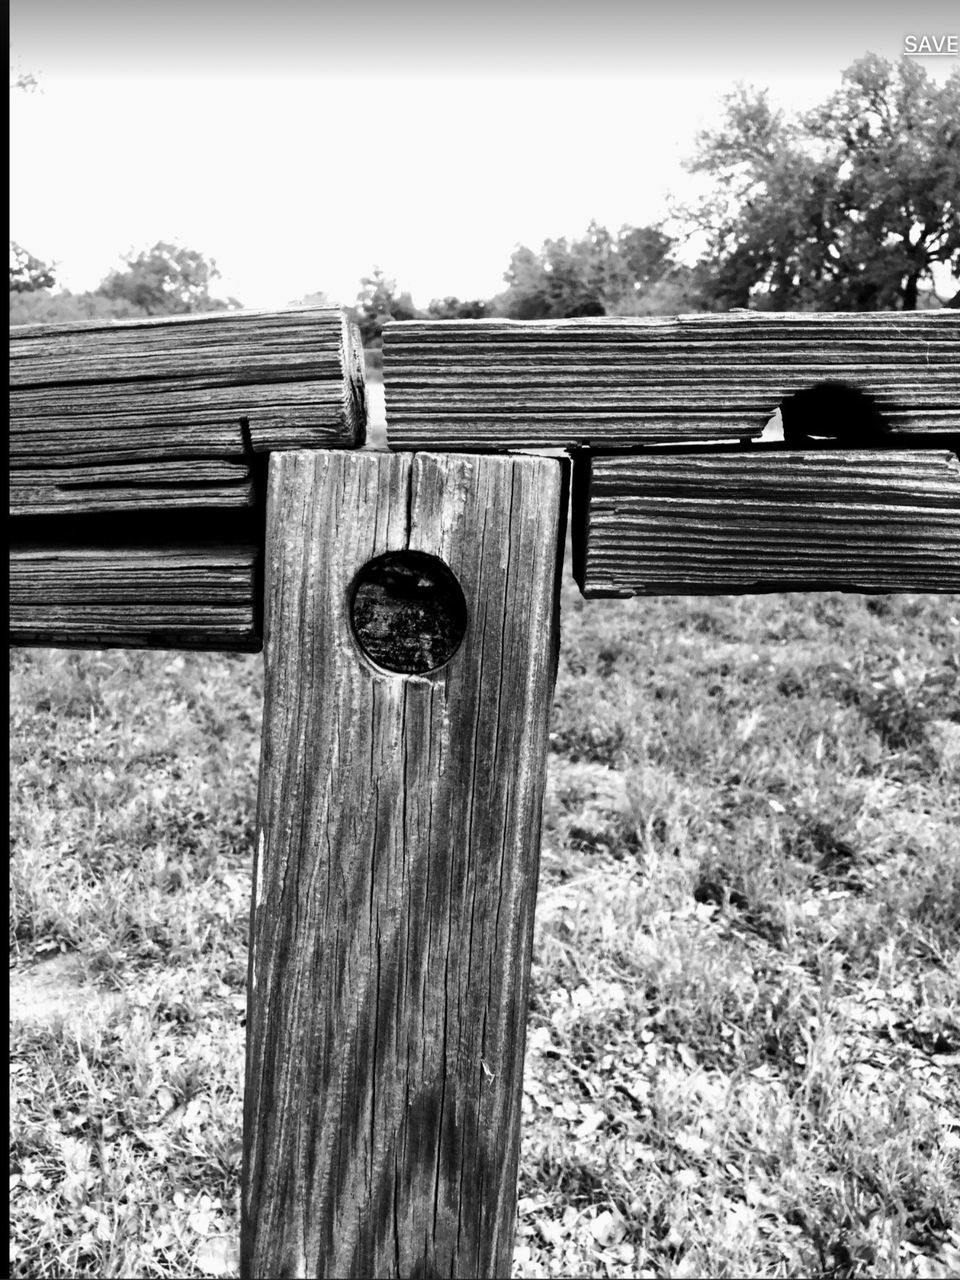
left=97, top=242, right=238, bottom=316
left=288, top=289, right=332, bottom=308
left=686, top=56, right=960, bottom=310
left=353, top=268, right=420, bottom=346
left=426, top=296, right=490, bottom=320
left=13, top=54, right=957, bottom=330
left=10, top=65, right=40, bottom=93
left=493, top=221, right=690, bottom=318
left=10, top=241, right=240, bottom=325
left=10, top=242, right=56, bottom=293
left=9, top=288, right=152, bottom=326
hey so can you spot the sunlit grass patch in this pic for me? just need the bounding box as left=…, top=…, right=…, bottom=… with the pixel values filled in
left=10, top=649, right=259, bottom=970
left=10, top=981, right=244, bottom=1279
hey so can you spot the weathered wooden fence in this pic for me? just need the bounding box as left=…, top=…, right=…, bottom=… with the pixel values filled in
left=9, top=306, right=960, bottom=1278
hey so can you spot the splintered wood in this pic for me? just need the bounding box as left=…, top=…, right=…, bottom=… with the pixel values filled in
left=8, top=306, right=366, bottom=649
left=382, top=312, right=959, bottom=449
left=574, top=451, right=960, bottom=596
left=242, top=449, right=567, bottom=1280
left=10, top=459, right=256, bottom=518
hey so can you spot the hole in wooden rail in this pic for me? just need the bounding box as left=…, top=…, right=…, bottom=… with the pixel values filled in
left=777, top=380, right=889, bottom=446
left=349, top=551, right=468, bottom=675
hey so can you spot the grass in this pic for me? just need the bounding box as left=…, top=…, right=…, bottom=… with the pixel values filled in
left=9, top=573, right=960, bottom=1278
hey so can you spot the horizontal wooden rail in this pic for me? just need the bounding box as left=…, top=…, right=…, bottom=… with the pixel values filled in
left=10, top=306, right=365, bottom=500
left=10, top=308, right=960, bottom=649
left=9, top=544, right=259, bottom=650
left=383, top=312, right=959, bottom=449
left=9, top=306, right=366, bottom=649
left=10, top=459, right=255, bottom=518
left=573, top=449, right=960, bottom=596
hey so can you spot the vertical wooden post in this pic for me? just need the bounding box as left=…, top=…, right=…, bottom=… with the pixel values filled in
left=242, top=449, right=567, bottom=1279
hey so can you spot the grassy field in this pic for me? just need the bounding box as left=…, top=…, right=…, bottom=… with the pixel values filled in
left=9, top=568, right=960, bottom=1278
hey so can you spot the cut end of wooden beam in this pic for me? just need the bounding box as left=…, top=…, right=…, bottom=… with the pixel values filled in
left=341, top=308, right=368, bottom=446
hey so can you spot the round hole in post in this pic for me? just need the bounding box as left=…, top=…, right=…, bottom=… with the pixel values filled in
left=349, top=550, right=468, bottom=675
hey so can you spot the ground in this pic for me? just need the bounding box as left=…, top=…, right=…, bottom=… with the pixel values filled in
left=9, top=572, right=960, bottom=1279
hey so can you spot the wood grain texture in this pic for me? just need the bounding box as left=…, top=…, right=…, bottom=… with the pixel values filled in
left=9, top=306, right=366, bottom=513
left=10, top=460, right=255, bottom=517
left=383, top=312, right=960, bottom=449
left=8, top=307, right=366, bottom=646
left=574, top=450, right=960, bottom=596
left=242, top=449, right=567, bottom=1279
left=9, top=545, right=259, bottom=649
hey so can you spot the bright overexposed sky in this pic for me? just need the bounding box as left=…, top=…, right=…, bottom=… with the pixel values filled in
left=10, top=0, right=960, bottom=309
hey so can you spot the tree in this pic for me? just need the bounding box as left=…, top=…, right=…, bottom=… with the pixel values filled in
left=685, top=57, right=960, bottom=311
left=10, top=65, right=40, bottom=93
left=10, top=75, right=53, bottom=300
left=10, top=241, right=242, bottom=325
left=10, top=242, right=56, bottom=293
left=492, top=221, right=687, bottom=318
left=289, top=290, right=332, bottom=308
left=426, top=296, right=490, bottom=320
left=10, top=288, right=150, bottom=326
left=97, top=241, right=239, bottom=315
left=353, top=268, right=420, bottom=346
left=493, top=245, right=554, bottom=318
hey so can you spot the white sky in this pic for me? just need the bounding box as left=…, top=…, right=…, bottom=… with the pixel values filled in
left=10, top=0, right=960, bottom=310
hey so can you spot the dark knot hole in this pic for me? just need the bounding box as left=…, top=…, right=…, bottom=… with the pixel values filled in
left=778, top=380, right=889, bottom=446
